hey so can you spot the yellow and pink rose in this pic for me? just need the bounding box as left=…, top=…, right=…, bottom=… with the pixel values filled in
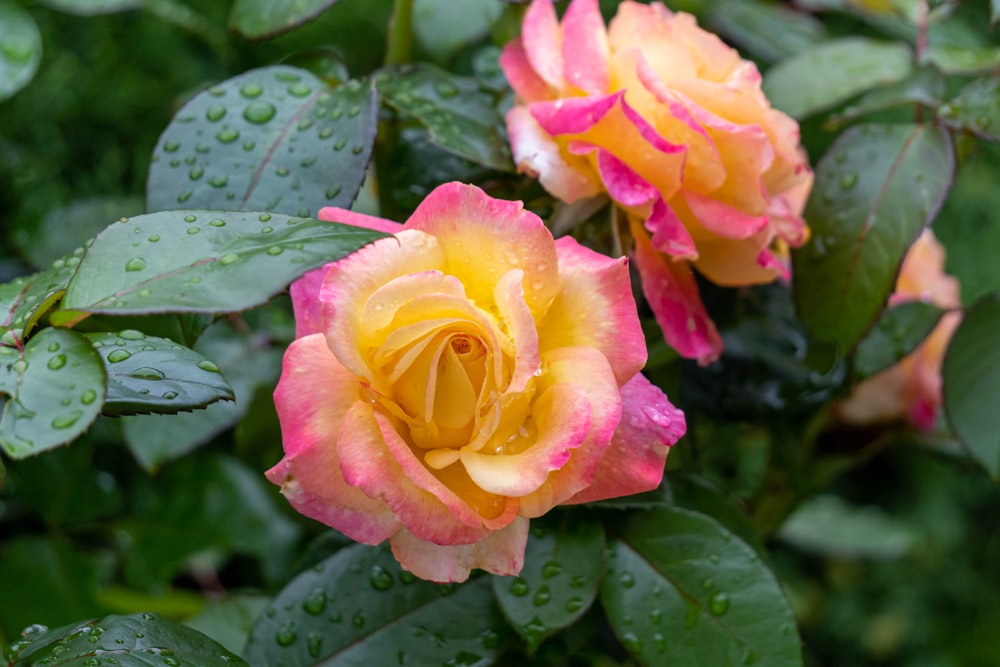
left=501, top=0, right=813, bottom=363
left=267, top=183, right=685, bottom=582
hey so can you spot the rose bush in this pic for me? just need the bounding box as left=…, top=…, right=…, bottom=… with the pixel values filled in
left=838, top=230, right=961, bottom=430
left=266, top=182, right=685, bottom=582
left=501, top=0, right=813, bottom=363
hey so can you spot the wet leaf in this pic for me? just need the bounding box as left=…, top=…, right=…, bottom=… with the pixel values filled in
left=245, top=544, right=507, bottom=666
left=61, top=209, right=386, bottom=315
left=185, top=595, right=270, bottom=659
left=943, top=292, right=1000, bottom=478
left=792, top=124, right=955, bottom=352
left=412, top=0, right=504, bottom=63
left=85, top=330, right=234, bottom=416
left=854, top=301, right=945, bottom=380
left=0, top=252, right=82, bottom=348
left=602, top=508, right=801, bottom=667
left=229, top=0, right=338, bottom=40
left=0, top=328, right=106, bottom=459
left=147, top=66, right=377, bottom=217
left=493, top=517, right=605, bottom=652
left=0, top=1, right=42, bottom=103
left=763, top=37, right=912, bottom=119
left=826, top=66, right=945, bottom=129
left=924, top=44, right=1000, bottom=76
left=707, top=0, right=828, bottom=63
left=779, top=494, right=917, bottom=558
left=36, top=0, right=140, bottom=15
left=938, top=77, right=1000, bottom=143
left=376, top=63, right=513, bottom=171
left=6, top=613, right=247, bottom=666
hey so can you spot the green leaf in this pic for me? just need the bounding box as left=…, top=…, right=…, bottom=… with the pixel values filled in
left=0, top=328, right=106, bottom=459
left=61, top=210, right=386, bottom=316
left=121, top=322, right=280, bottom=470
left=85, top=330, right=234, bottom=416
left=942, top=292, right=1000, bottom=478
left=602, top=508, right=801, bottom=667
left=493, top=517, right=606, bottom=652
left=993, top=0, right=1000, bottom=27
left=6, top=613, right=247, bottom=666
left=707, top=0, right=828, bottom=63
left=36, top=0, right=140, bottom=15
left=763, top=37, right=912, bottom=119
left=826, top=65, right=945, bottom=129
left=13, top=195, right=144, bottom=270
left=412, top=0, right=504, bottom=63
left=0, top=251, right=82, bottom=348
left=120, top=454, right=299, bottom=588
left=376, top=63, right=514, bottom=172
left=792, top=124, right=955, bottom=352
left=666, top=473, right=766, bottom=556
left=779, top=495, right=917, bottom=558
left=147, top=67, right=377, bottom=217
left=0, top=1, right=42, bottom=103
left=245, top=544, right=506, bottom=666
left=229, top=0, right=338, bottom=40
left=854, top=301, right=945, bottom=380
left=938, top=77, right=1000, bottom=143
left=185, top=595, right=270, bottom=659
left=924, top=44, right=1000, bottom=76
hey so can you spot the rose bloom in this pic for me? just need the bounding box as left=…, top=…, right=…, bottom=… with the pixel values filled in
left=838, top=230, right=961, bottom=430
left=266, top=182, right=685, bottom=582
left=501, top=0, right=813, bottom=363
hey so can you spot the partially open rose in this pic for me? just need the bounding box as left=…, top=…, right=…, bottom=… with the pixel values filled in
left=267, top=183, right=685, bottom=582
left=839, top=230, right=961, bottom=430
left=501, top=0, right=812, bottom=363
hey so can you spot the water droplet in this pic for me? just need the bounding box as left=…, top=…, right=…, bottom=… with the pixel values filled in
left=701, top=577, right=714, bottom=590
left=509, top=578, right=529, bottom=596
left=275, top=622, right=297, bottom=647
left=258, top=213, right=272, bottom=222
left=107, top=350, right=131, bottom=363
left=619, top=572, right=635, bottom=589
left=243, top=141, right=256, bottom=151
left=187, top=226, right=201, bottom=235
left=303, top=588, right=327, bottom=615
left=840, top=172, right=858, bottom=190
left=46, top=354, right=67, bottom=370
left=261, top=226, right=273, bottom=233
left=241, top=82, right=263, bottom=98
left=297, top=119, right=314, bottom=131
left=399, top=570, right=416, bottom=585
left=244, top=101, right=277, bottom=124
left=177, top=190, right=192, bottom=203
left=164, top=659, right=180, bottom=667
left=162, top=391, right=178, bottom=400
left=532, top=585, right=551, bottom=606
left=209, top=218, right=226, bottom=227
left=370, top=565, right=394, bottom=591
left=348, top=105, right=361, bottom=117
left=184, top=214, right=197, bottom=223
left=333, top=138, right=347, bottom=151
left=352, top=611, right=365, bottom=628
left=351, top=145, right=364, bottom=155
left=542, top=561, right=562, bottom=579
left=709, top=591, right=730, bottom=616
left=195, top=142, right=210, bottom=154
left=621, top=632, right=642, bottom=653
left=51, top=411, right=82, bottom=429
left=131, top=367, right=165, bottom=381
left=163, top=141, right=180, bottom=153
left=81, top=389, right=97, bottom=405
left=125, top=257, right=147, bottom=272
left=276, top=167, right=290, bottom=177
left=263, top=245, right=284, bottom=257
left=194, top=360, right=219, bottom=373
left=206, top=105, right=226, bottom=122
left=318, top=127, right=333, bottom=139
left=219, top=253, right=239, bottom=265
left=650, top=608, right=662, bottom=623
left=435, top=81, right=458, bottom=98
left=148, top=234, right=160, bottom=242
left=565, top=597, right=584, bottom=612
left=216, top=128, right=239, bottom=143
left=307, top=632, right=323, bottom=658
left=208, top=175, right=229, bottom=188
left=289, top=83, right=312, bottom=97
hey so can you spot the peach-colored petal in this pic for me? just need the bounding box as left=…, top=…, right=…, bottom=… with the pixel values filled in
left=403, top=182, right=561, bottom=315
left=565, top=373, right=685, bottom=504
left=493, top=269, right=541, bottom=393
left=506, top=105, right=603, bottom=203
left=608, top=2, right=697, bottom=85
left=268, top=334, right=400, bottom=543
left=518, top=346, right=622, bottom=517
left=500, top=39, right=552, bottom=102
left=522, top=0, right=564, bottom=90
left=539, top=236, right=646, bottom=385
left=683, top=190, right=770, bottom=240
left=561, top=0, right=610, bottom=96
left=631, top=219, right=722, bottom=364
left=390, top=516, right=529, bottom=583
left=320, top=230, right=446, bottom=380
left=317, top=207, right=405, bottom=234
left=646, top=198, right=698, bottom=260
left=693, top=228, right=784, bottom=287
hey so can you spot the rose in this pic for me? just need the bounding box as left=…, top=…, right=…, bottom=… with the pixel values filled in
left=838, top=230, right=961, bottom=430
left=501, top=0, right=813, bottom=363
left=266, top=182, right=686, bottom=582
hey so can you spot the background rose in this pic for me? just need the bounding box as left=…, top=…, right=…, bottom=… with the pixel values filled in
left=266, top=182, right=685, bottom=582
left=501, top=0, right=813, bottom=363
left=838, top=230, right=961, bottom=430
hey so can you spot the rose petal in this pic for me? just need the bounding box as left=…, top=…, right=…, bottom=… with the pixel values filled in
left=692, top=228, right=782, bottom=287
left=683, top=190, right=770, bottom=240
left=595, top=149, right=658, bottom=207
left=267, top=334, right=400, bottom=544
left=530, top=92, right=622, bottom=137
left=290, top=265, right=329, bottom=338
left=390, top=516, right=529, bottom=583
left=500, top=39, right=552, bottom=102
left=561, top=0, right=610, bottom=95
left=506, top=105, right=603, bottom=203
left=646, top=197, right=698, bottom=260
left=539, top=236, right=646, bottom=385
left=631, top=218, right=722, bottom=364
left=404, top=182, right=561, bottom=315
left=522, top=0, right=565, bottom=89
left=564, top=373, right=685, bottom=504
left=317, top=207, right=405, bottom=234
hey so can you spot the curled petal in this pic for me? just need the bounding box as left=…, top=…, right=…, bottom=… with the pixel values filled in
left=646, top=198, right=698, bottom=260
left=390, top=516, right=529, bottom=583
left=523, top=0, right=565, bottom=89
left=565, top=373, right=685, bottom=504
left=561, top=0, right=610, bottom=95
left=500, top=39, right=552, bottom=102
left=530, top=92, right=622, bottom=137
left=631, top=219, right=722, bottom=364
left=683, top=190, right=770, bottom=240
left=268, top=334, right=400, bottom=544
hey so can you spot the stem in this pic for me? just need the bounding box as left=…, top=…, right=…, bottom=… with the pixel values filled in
left=915, top=0, right=930, bottom=62
left=384, top=0, right=414, bottom=67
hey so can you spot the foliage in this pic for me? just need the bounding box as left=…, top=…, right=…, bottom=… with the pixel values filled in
left=1, top=0, right=999, bottom=666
